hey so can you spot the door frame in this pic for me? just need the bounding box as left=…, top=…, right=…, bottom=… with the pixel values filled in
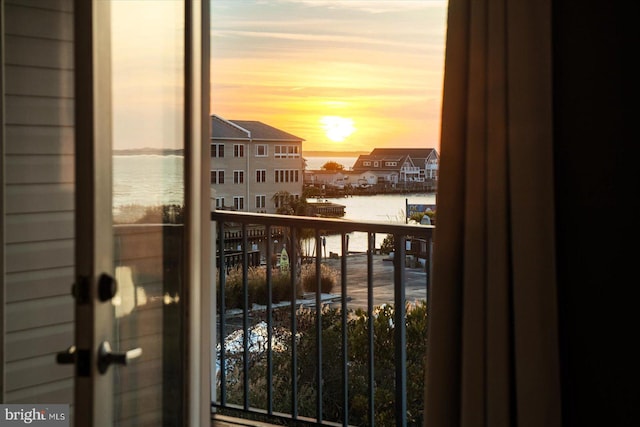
left=73, top=0, right=115, bottom=425
left=72, top=1, right=211, bottom=425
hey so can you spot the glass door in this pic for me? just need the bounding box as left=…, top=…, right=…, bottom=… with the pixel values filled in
left=110, top=1, right=186, bottom=426
left=69, top=1, right=208, bottom=426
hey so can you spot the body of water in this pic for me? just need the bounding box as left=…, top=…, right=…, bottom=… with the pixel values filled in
left=113, top=155, right=435, bottom=253
left=311, top=192, right=436, bottom=256
left=113, top=154, right=184, bottom=209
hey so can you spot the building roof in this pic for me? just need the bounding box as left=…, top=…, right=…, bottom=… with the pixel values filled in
left=211, top=115, right=304, bottom=142
left=352, top=154, right=413, bottom=171
left=369, top=148, right=438, bottom=159
left=352, top=148, right=439, bottom=171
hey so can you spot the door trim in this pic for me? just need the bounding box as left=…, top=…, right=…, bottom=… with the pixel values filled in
left=73, top=0, right=114, bottom=425
left=185, top=0, right=212, bottom=425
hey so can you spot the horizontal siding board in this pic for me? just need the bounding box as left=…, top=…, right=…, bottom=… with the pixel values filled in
left=115, top=227, right=165, bottom=259
left=115, top=257, right=170, bottom=287
left=4, top=4, right=73, bottom=41
left=115, top=411, right=162, bottom=427
left=6, top=295, right=73, bottom=332
left=118, top=334, right=163, bottom=365
left=6, top=323, right=73, bottom=362
left=4, top=378, right=73, bottom=404
left=5, top=353, right=74, bottom=393
left=5, top=65, right=73, bottom=98
left=116, top=306, right=163, bottom=341
left=5, top=0, right=72, bottom=13
left=5, top=125, right=74, bottom=155
left=115, top=357, right=163, bottom=394
left=5, top=240, right=73, bottom=273
left=115, top=384, right=163, bottom=423
left=5, top=95, right=73, bottom=126
left=5, top=155, right=74, bottom=184
left=6, top=267, right=73, bottom=303
left=4, top=35, right=73, bottom=69
left=5, top=183, right=74, bottom=213
left=5, top=211, right=74, bottom=243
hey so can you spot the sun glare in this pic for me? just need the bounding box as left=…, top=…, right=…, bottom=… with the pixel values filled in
left=320, top=116, right=356, bottom=142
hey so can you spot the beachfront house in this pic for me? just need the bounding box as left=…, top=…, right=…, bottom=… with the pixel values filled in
left=352, top=148, right=439, bottom=189
left=210, top=115, right=305, bottom=213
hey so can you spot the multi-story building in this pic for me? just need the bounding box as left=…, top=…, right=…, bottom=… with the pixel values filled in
left=351, top=148, right=439, bottom=188
left=210, top=115, right=305, bottom=213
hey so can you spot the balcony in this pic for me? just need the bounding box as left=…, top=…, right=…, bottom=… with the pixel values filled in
left=211, top=210, right=434, bottom=426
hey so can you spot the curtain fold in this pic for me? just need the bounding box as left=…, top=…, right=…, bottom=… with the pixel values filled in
left=424, top=0, right=562, bottom=425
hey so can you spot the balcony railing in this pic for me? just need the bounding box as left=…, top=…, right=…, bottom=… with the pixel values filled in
left=211, top=210, right=434, bottom=426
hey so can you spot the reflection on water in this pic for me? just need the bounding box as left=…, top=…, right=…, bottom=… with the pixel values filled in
left=309, top=193, right=436, bottom=255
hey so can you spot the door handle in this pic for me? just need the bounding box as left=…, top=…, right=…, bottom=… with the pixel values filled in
left=98, top=341, right=142, bottom=374
left=56, top=345, right=77, bottom=365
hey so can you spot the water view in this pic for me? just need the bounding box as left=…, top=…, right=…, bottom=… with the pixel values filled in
left=113, top=155, right=435, bottom=253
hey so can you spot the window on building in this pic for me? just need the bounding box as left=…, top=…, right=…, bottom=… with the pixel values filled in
left=274, top=144, right=300, bottom=158
left=363, top=161, right=371, bottom=166
left=386, top=161, right=397, bottom=166
left=233, top=196, right=244, bottom=210
left=234, top=144, right=244, bottom=157
left=256, top=195, right=266, bottom=209
left=274, top=169, right=299, bottom=183
left=233, top=170, right=244, bottom=184
left=256, top=144, right=268, bottom=157
left=374, top=161, right=379, bottom=167
left=211, top=143, right=224, bottom=157
left=210, top=170, right=224, bottom=184
left=215, top=197, right=224, bottom=208
left=256, top=169, right=266, bottom=183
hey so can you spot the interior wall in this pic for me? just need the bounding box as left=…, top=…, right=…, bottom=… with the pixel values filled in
left=2, top=0, right=75, bottom=404
left=553, top=1, right=637, bottom=425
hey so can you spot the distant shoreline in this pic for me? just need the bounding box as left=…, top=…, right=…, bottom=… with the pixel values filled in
left=114, top=148, right=184, bottom=156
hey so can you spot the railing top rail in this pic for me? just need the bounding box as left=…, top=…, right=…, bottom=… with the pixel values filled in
left=211, top=210, right=434, bottom=238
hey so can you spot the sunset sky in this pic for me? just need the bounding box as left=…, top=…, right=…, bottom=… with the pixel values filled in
left=210, top=0, right=448, bottom=153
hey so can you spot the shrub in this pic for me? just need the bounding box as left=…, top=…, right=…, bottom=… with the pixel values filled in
left=219, top=301, right=428, bottom=426
left=300, top=262, right=337, bottom=293
left=219, top=265, right=299, bottom=309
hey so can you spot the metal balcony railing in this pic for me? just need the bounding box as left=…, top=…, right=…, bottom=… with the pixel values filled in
left=211, top=210, right=434, bottom=426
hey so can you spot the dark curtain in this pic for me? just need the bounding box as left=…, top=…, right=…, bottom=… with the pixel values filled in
left=424, top=0, right=637, bottom=425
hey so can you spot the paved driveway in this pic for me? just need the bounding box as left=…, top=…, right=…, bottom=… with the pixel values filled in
left=322, top=253, right=428, bottom=310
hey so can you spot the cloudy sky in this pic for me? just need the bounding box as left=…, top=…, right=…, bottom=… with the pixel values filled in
left=210, top=0, right=448, bottom=152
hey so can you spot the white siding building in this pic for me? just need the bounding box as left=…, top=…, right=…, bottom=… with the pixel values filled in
left=210, top=115, right=305, bottom=213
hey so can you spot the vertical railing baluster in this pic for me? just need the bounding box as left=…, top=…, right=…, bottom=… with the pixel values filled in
left=242, top=223, right=249, bottom=410
left=393, top=233, right=407, bottom=427
left=211, top=212, right=433, bottom=425
left=290, top=227, right=298, bottom=419
left=266, top=225, right=273, bottom=415
left=315, top=229, right=323, bottom=422
left=342, top=232, right=350, bottom=427
left=219, top=221, right=227, bottom=406
left=367, top=232, right=375, bottom=427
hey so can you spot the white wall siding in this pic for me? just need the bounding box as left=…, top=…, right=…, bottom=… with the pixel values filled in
left=2, top=0, right=75, bottom=405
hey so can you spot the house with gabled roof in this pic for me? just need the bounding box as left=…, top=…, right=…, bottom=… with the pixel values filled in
left=352, top=148, right=439, bottom=187
left=211, top=115, right=305, bottom=213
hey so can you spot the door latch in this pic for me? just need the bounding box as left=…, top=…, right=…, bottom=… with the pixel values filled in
left=97, top=341, right=142, bottom=374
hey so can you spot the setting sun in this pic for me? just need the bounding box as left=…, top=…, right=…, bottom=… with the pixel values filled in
left=320, top=116, right=356, bottom=142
